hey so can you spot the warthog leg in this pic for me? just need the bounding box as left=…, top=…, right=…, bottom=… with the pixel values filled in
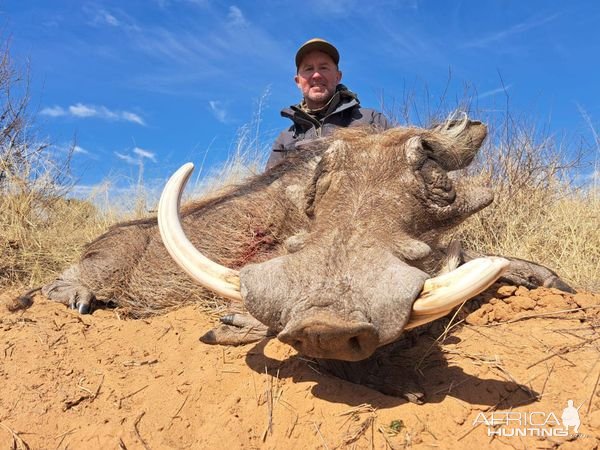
left=41, top=265, right=95, bottom=314
left=200, top=313, right=276, bottom=345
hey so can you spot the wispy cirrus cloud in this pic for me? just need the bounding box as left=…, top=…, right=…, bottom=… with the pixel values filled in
left=40, top=103, right=145, bottom=125
left=153, top=0, right=209, bottom=8
left=73, top=145, right=90, bottom=155
left=83, top=4, right=140, bottom=31
left=96, top=9, right=120, bottom=27
left=227, top=6, right=247, bottom=27
left=127, top=5, right=288, bottom=95
left=463, top=13, right=560, bottom=49
left=115, top=147, right=157, bottom=165
left=115, top=152, right=138, bottom=165
left=52, top=143, right=96, bottom=158
left=208, top=100, right=228, bottom=123
left=40, top=106, right=66, bottom=117
left=133, top=147, right=157, bottom=162
left=478, top=84, right=513, bottom=100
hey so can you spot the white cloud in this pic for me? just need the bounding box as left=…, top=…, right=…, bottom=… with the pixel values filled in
left=133, top=147, right=157, bottom=162
left=227, top=6, right=247, bottom=27
left=41, top=103, right=146, bottom=125
left=115, top=151, right=139, bottom=165
left=92, top=3, right=287, bottom=95
left=115, top=147, right=158, bottom=165
left=121, top=111, right=145, bottom=125
left=84, top=5, right=121, bottom=27
left=209, top=100, right=228, bottom=123
left=50, top=143, right=96, bottom=158
left=69, top=103, right=97, bottom=117
left=463, top=13, right=560, bottom=49
left=153, top=0, right=209, bottom=7
left=40, top=106, right=66, bottom=117
left=102, top=11, right=120, bottom=26
left=478, top=84, right=513, bottom=100
left=83, top=4, right=140, bottom=32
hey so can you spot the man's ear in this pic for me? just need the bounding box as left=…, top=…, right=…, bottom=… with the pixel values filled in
left=337, top=70, right=342, bottom=83
left=294, top=74, right=300, bottom=88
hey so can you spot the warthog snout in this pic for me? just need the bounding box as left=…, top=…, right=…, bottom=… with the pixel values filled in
left=278, top=318, right=379, bottom=361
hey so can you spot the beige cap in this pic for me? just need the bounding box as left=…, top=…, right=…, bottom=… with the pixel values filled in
left=295, top=38, right=340, bottom=69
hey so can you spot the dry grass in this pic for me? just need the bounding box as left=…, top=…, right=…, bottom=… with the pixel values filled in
left=0, top=43, right=112, bottom=288
left=456, top=115, right=600, bottom=292
left=0, top=190, right=113, bottom=287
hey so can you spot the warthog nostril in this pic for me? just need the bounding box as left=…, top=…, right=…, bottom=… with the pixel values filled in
left=348, top=336, right=361, bottom=352
left=278, top=319, right=379, bottom=362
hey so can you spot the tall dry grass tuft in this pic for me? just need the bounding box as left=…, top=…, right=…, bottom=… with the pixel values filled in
left=186, top=90, right=269, bottom=200
left=0, top=44, right=113, bottom=288
left=456, top=114, right=600, bottom=292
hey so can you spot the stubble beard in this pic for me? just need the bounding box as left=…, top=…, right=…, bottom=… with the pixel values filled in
left=306, top=87, right=332, bottom=109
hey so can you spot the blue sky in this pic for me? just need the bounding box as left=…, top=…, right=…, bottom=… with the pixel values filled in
left=2, top=0, right=599, bottom=195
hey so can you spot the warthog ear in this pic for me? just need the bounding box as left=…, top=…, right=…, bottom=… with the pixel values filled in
left=406, top=125, right=494, bottom=226
left=424, top=119, right=488, bottom=171
left=406, top=136, right=428, bottom=168
left=406, top=136, right=458, bottom=208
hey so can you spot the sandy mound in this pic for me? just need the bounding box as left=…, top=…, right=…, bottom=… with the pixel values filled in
left=1, top=285, right=599, bottom=449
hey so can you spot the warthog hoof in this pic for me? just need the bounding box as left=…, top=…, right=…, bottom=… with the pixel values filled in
left=200, top=313, right=274, bottom=345
left=42, top=275, right=95, bottom=315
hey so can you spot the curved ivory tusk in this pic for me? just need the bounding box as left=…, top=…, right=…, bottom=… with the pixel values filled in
left=158, top=163, right=242, bottom=302
left=411, top=256, right=509, bottom=316
left=404, top=310, right=458, bottom=330
left=403, top=257, right=509, bottom=330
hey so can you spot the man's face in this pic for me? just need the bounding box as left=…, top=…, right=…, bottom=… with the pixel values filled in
left=295, top=50, right=342, bottom=110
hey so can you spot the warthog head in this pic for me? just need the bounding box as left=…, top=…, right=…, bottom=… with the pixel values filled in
left=158, top=118, right=509, bottom=361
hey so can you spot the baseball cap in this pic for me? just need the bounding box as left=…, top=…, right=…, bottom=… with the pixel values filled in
left=295, top=38, right=340, bottom=69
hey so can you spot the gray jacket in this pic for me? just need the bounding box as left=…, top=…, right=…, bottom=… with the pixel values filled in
left=266, top=85, right=390, bottom=170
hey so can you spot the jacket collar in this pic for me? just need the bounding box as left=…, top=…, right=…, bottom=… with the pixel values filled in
left=281, top=84, right=360, bottom=124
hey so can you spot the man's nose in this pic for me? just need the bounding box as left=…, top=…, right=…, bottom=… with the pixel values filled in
left=311, top=71, right=324, bottom=80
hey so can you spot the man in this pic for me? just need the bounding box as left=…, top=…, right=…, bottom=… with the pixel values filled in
left=266, top=38, right=391, bottom=170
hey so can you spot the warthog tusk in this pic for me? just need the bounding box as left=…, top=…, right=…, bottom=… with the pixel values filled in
left=404, top=256, right=509, bottom=329
left=158, top=163, right=243, bottom=302
left=404, top=310, right=459, bottom=330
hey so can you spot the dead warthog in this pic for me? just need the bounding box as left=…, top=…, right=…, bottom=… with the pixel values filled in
left=34, top=118, right=573, bottom=400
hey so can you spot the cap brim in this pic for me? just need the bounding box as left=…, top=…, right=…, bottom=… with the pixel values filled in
left=295, top=40, right=339, bottom=68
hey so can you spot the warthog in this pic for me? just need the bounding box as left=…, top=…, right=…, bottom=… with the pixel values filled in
left=37, top=118, right=573, bottom=400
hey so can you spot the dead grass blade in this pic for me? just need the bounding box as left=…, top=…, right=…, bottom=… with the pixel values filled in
left=0, top=423, right=30, bottom=450
left=133, top=412, right=150, bottom=450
